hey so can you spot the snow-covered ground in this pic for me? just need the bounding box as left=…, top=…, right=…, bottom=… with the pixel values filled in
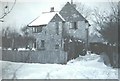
left=1, top=53, right=118, bottom=79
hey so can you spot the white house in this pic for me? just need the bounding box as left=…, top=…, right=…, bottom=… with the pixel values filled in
left=27, top=2, right=90, bottom=56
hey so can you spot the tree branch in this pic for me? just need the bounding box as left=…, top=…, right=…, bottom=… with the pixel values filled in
left=0, top=0, right=16, bottom=19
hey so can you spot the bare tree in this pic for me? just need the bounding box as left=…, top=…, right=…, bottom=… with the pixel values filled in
left=75, top=2, right=92, bottom=19
left=91, top=1, right=119, bottom=67
left=92, top=2, right=118, bottom=44
left=0, top=0, right=17, bottom=22
left=21, top=25, right=30, bottom=37
left=92, top=1, right=118, bottom=30
left=109, top=1, right=118, bottom=21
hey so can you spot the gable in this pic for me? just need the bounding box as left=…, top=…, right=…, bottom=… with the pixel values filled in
left=50, top=13, right=65, bottom=22
left=59, top=2, right=86, bottom=22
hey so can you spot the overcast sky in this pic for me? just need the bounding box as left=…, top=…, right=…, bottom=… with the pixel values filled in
left=0, top=0, right=119, bottom=32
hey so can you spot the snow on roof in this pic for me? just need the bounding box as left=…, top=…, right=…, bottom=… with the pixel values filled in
left=28, top=12, right=65, bottom=27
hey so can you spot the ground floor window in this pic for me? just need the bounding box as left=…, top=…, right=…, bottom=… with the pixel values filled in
left=41, top=40, right=45, bottom=48
left=55, top=44, right=59, bottom=49
left=33, top=40, right=37, bottom=48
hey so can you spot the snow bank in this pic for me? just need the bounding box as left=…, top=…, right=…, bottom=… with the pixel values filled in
left=18, top=48, right=30, bottom=51
left=1, top=53, right=118, bottom=79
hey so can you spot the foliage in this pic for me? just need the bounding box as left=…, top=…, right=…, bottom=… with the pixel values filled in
left=2, top=27, right=35, bottom=50
left=93, top=2, right=118, bottom=45
left=98, top=21, right=118, bottom=44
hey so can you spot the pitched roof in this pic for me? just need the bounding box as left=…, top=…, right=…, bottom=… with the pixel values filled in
left=59, top=2, right=87, bottom=22
left=28, top=12, right=65, bottom=27
left=28, top=2, right=90, bottom=27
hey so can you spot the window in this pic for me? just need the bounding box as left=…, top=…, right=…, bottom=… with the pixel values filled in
left=56, top=22, right=59, bottom=35
left=32, top=27, right=37, bottom=33
left=41, top=40, right=45, bottom=48
left=32, top=27, right=43, bottom=33
left=33, top=40, right=37, bottom=48
left=55, top=44, right=59, bottom=49
left=37, top=27, right=42, bottom=32
left=70, top=22, right=78, bottom=29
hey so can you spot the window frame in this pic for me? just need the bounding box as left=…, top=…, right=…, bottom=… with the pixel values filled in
left=55, top=44, right=59, bottom=49
left=32, top=25, right=46, bottom=33
left=41, top=40, right=45, bottom=48
left=56, top=22, right=59, bottom=35
left=69, top=22, right=78, bottom=30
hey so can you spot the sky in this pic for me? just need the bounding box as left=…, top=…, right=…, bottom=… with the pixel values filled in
left=0, top=0, right=119, bottom=32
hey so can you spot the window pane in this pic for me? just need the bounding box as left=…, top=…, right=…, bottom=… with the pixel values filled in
left=69, top=22, right=78, bottom=29
left=41, top=40, right=45, bottom=48
left=37, top=27, right=42, bottom=32
left=55, top=44, right=59, bottom=49
left=74, top=22, right=77, bottom=29
left=56, top=22, right=59, bottom=35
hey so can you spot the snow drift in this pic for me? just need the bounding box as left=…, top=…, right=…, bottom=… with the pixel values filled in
left=1, top=53, right=118, bottom=79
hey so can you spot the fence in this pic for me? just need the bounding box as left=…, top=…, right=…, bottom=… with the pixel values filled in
left=2, top=50, right=67, bottom=64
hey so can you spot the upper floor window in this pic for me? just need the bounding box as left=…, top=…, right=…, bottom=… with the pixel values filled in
left=37, top=27, right=42, bottom=32
left=56, top=22, right=59, bottom=35
left=32, top=27, right=37, bottom=33
left=70, top=22, right=78, bottom=30
left=32, top=27, right=43, bottom=33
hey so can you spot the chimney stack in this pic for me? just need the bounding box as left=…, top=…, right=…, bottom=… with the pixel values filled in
left=71, top=0, right=76, bottom=9
left=71, top=0, right=73, bottom=4
left=50, top=7, right=54, bottom=12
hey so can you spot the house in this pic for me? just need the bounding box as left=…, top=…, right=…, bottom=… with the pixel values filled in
left=59, top=2, right=90, bottom=41
left=27, top=2, right=90, bottom=58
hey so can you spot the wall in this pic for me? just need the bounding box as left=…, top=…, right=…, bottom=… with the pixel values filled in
left=59, top=2, right=88, bottom=42
left=32, top=21, right=63, bottom=51
left=2, top=50, right=67, bottom=64
left=64, top=21, right=87, bottom=41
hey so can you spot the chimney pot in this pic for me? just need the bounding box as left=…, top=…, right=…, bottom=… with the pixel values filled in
left=71, top=0, right=73, bottom=4
left=50, top=7, right=54, bottom=12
